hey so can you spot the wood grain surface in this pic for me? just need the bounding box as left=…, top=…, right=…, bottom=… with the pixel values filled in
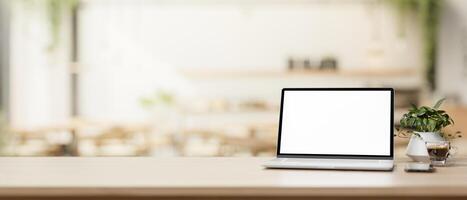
left=0, top=157, right=467, bottom=199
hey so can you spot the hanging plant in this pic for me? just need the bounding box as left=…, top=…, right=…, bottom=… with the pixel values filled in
left=45, top=0, right=79, bottom=51
left=23, top=0, right=79, bottom=51
left=389, top=0, right=442, bottom=91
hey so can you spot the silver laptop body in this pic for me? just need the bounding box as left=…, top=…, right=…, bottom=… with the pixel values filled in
left=263, top=88, right=394, bottom=171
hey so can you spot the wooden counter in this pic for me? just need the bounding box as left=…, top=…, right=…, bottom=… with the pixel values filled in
left=1, top=157, right=467, bottom=200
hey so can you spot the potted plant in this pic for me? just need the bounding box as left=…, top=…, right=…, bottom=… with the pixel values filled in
left=399, top=98, right=460, bottom=162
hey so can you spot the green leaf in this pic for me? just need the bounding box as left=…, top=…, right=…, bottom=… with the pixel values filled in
left=428, top=119, right=436, bottom=132
left=416, top=110, right=426, bottom=116
left=433, top=98, right=446, bottom=109
left=408, top=118, right=415, bottom=126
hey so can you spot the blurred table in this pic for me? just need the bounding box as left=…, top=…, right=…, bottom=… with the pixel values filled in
left=1, top=157, right=467, bottom=200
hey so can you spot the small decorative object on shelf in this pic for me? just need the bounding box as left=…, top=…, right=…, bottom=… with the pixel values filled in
left=398, top=98, right=462, bottom=163
left=287, top=56, right=337, bottom=72
left=320, top=56, right=338, bottom=70
left=287, top=57, right=295, bottom=71
left=303, top=59, right=312, bottom=70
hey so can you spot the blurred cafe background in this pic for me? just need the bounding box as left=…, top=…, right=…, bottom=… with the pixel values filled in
left=0, top=0, right=466, bottom=157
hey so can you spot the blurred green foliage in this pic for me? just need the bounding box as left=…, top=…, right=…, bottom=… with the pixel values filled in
left=390, top=0, right=442, bottom=91
left=46, top=0, right=79, bottom=50
left=140, top=90, right=175, bottom=109
left=0, top=111, right=9, bottom=155
left=23, top=0, right=79, bottom=50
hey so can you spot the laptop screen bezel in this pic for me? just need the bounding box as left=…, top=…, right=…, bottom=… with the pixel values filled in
left=276, top=88, right=394, bottom=160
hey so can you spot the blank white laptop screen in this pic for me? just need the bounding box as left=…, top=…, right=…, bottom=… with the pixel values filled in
left=279, top=90, right=392, bottom=156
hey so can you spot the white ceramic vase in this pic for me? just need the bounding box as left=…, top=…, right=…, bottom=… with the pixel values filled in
left=406, top=131, right=445, bottom=162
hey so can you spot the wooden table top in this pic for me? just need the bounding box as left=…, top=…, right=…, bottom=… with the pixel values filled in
left=0, top=157, right=467, bottom=197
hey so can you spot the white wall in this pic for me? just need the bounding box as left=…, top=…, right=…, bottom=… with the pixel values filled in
left=78, top=0, right=423, bottom=122
left=80, top=0, right=422, bottom=70
left=438, top=0, right=467, bottom=105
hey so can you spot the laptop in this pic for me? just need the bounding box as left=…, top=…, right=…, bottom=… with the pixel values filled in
left=263, top=88, right=394, bottom=171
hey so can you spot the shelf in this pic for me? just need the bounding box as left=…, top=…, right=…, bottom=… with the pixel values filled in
left=179, top=67, right=419, bottom=79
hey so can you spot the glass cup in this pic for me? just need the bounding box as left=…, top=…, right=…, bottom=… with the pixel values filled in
left=425, top=141, right=454, bottom=166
